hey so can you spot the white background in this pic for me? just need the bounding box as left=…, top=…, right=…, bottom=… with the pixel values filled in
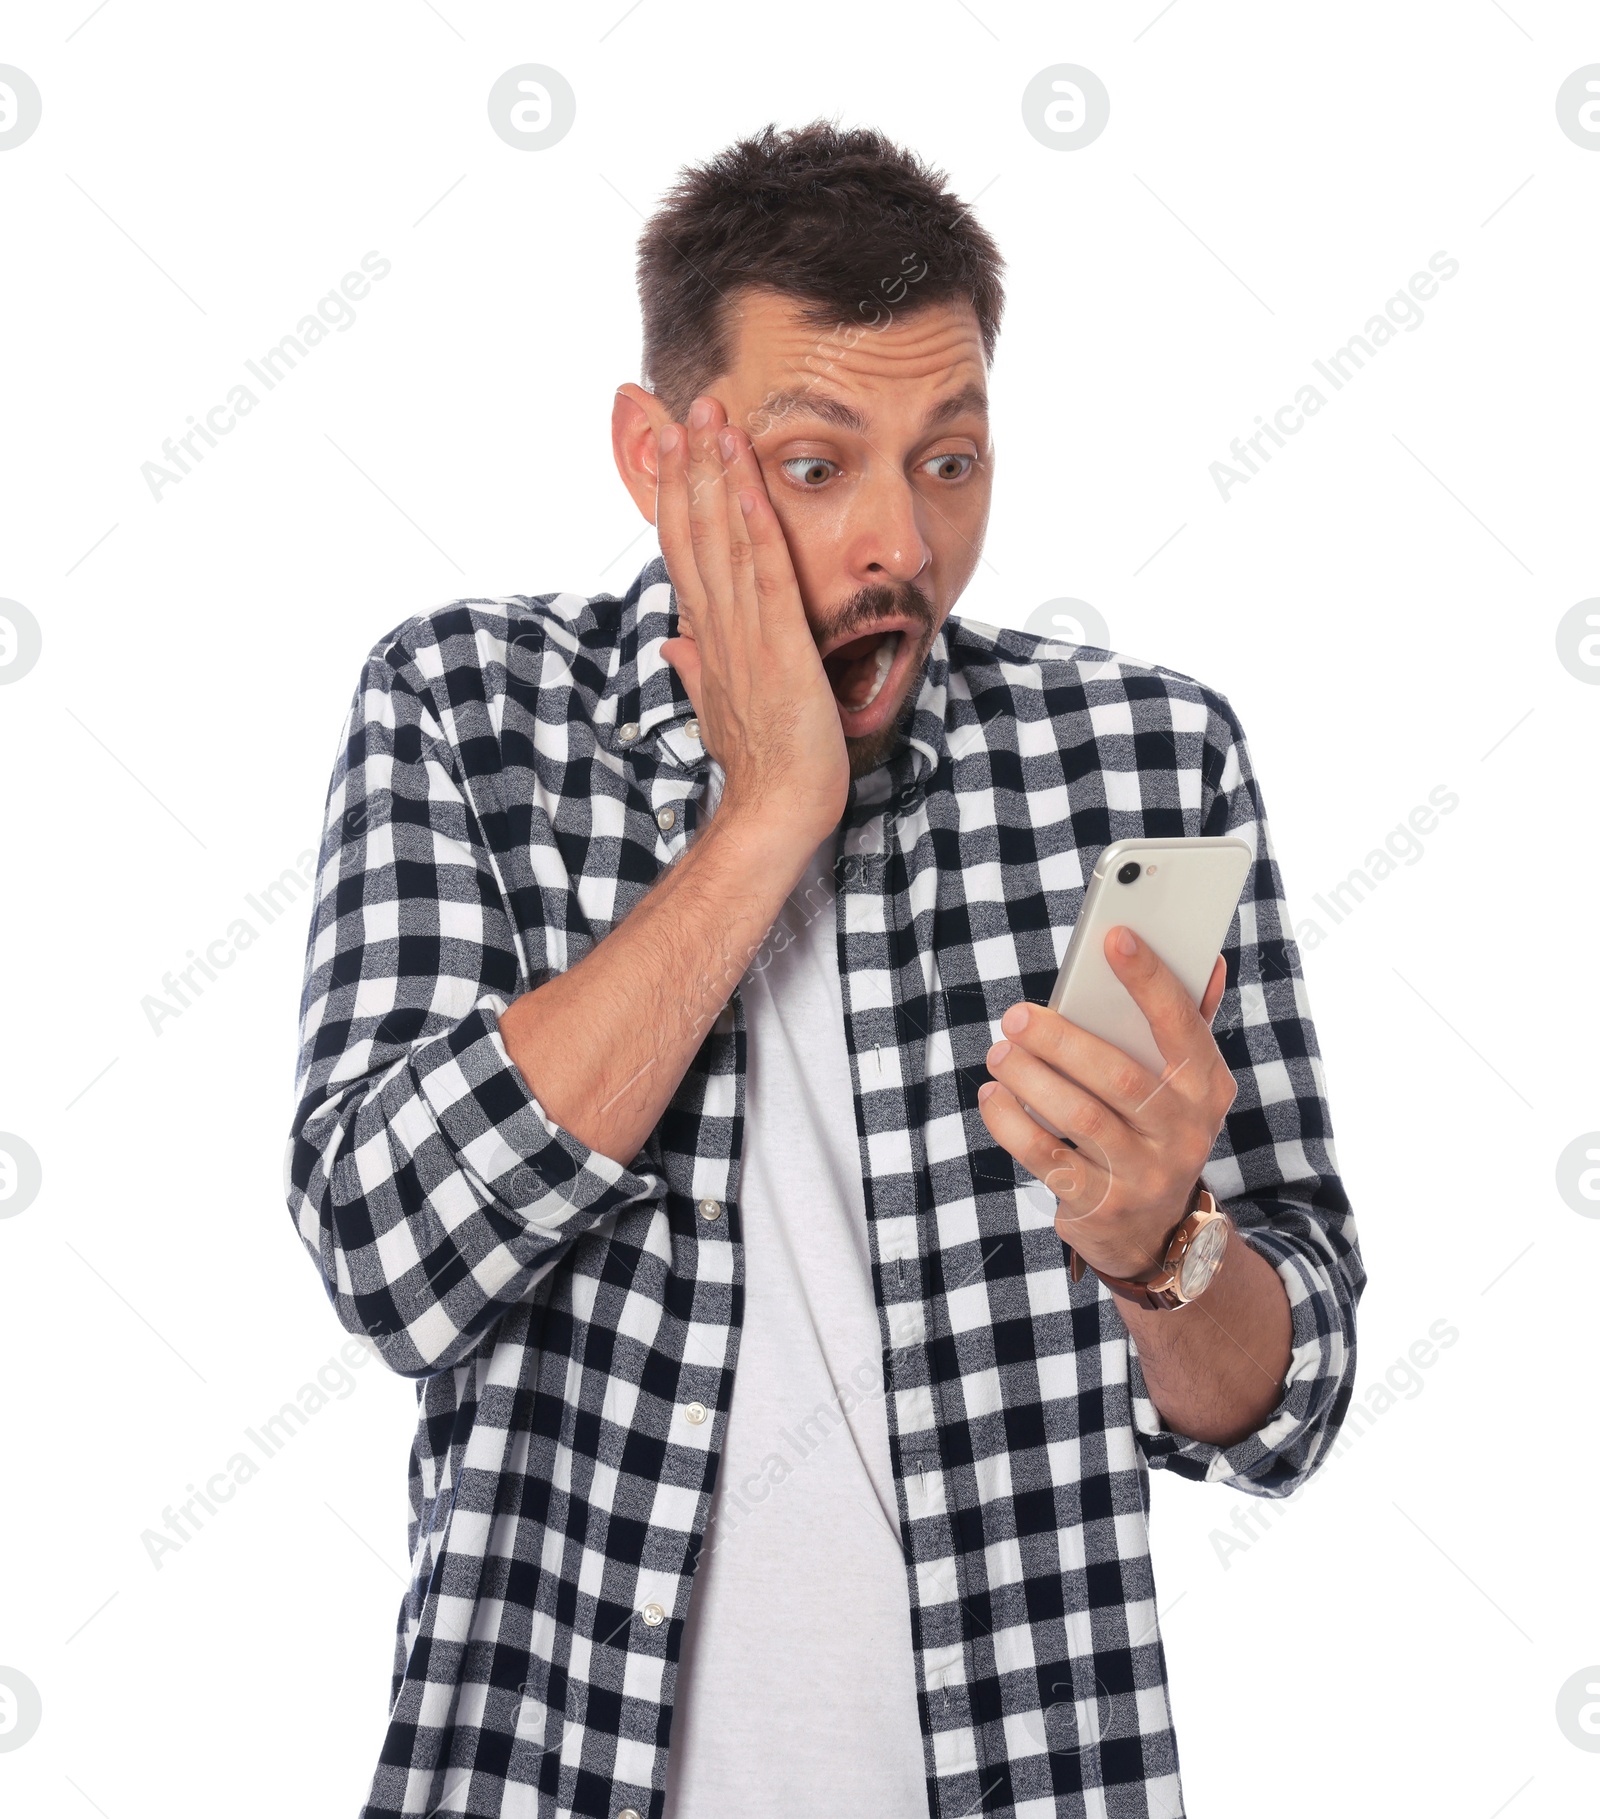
left=1, top=2, right=1596, bottom=1814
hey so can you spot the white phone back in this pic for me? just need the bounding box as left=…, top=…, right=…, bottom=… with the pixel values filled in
left=1046, top=837, right=1254, bottom=1074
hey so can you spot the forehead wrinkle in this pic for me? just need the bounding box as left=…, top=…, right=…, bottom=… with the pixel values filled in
left=732, top=296, right=985, bottom=390
left=795, top=331, right=983, bottom=386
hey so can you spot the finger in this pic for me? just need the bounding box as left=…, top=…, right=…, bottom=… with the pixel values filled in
left=984, top=1036, right=1135, bottom=1173
left=714, top=421, right=807, bottom=641
left=996, top=999, right=1161, bottom=1123
left=715, top=424, right=763, bottom=644
left=716, top=424, right=757, bottom=569
left=685, top=395, right=735, bottom=616
left=653, top=423, right=705, bottom=639
left=1200, top=955, right=1227, bottom=1024
left=1101, top=927, right=1214, bottom=1072
left=730, top=476, right=814, bottom=649
left=978, top=1081, right=1112, bottom=1214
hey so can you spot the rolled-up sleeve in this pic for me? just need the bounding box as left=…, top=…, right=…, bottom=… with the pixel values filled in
left=285, top=634, right=661, bottom=1378
left=1130, top=695, right=1364, bottom=1494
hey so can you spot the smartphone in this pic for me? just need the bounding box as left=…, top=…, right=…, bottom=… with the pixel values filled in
left=1045, top=836, right=1254, bottom=1076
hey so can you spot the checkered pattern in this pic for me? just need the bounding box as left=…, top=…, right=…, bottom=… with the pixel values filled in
left=286, top=553, right=1363, bottom=1819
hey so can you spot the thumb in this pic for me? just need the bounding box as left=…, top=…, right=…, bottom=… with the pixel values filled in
left=1200, top=955, right=1227, bottom=1024
left=660, top=634, right=705, bottom=723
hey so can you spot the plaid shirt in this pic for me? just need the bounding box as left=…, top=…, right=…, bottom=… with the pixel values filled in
left=286, top=553, right=1363, bottom=1819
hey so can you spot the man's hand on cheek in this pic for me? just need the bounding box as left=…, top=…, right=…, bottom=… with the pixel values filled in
left=654, top=394, right=849, bottom=850
left=977, top=932, right=1235, bottom=1282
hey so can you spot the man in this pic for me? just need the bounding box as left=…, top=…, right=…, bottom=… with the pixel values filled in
left=287, top=121, right=1363, bottom=1819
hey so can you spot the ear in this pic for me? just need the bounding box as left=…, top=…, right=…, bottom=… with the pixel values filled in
left=612, top=382, right=672, bottom=525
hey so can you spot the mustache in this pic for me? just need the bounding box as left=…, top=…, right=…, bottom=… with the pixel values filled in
left=816, top=580, right=937, bottom=648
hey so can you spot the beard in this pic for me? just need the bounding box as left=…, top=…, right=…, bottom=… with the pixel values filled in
left=814, top=578, right=941, bottom=780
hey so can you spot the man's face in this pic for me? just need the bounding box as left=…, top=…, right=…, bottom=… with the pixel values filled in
left=628, top=287, right=993, bottom=778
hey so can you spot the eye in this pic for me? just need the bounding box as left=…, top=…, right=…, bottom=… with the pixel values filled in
left=921, top=452, right=975, bottom=482
left=779, top=456, right=838, bottom=488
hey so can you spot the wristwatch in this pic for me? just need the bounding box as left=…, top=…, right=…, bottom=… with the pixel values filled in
left=1066, top=1187, right=1231, bottom=1311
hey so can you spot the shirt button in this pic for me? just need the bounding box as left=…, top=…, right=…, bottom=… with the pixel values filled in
left=685, top=717, right=701, bottom=741
left=697, top=1198, right=723, bottom=1222
left=619, top=721, right=640, bottom=743
left=656, top=805, right=677, bottom=832
left=640, top=1602, right=666, bottom=1628
left=683, top=1401, right=709, bottom=1425
left=618, top=1810, right=643, bottom=1819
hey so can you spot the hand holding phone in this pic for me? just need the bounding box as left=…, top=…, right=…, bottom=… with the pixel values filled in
left=985, top=835, right=1254, bottom=1286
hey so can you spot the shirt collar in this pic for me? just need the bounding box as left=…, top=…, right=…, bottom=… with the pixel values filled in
left=596, top=554, right=699, bottom=769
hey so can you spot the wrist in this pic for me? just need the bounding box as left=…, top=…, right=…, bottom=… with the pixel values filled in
left=1069, top=1189, right=1232, bottom=1312
left=706, top=794, right=838, bottom=868
left=1060, top=1180, right=1199, bottom=1283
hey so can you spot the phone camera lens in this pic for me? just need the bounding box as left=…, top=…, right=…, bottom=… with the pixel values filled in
left=1116, top=861, right=1141, bottom=885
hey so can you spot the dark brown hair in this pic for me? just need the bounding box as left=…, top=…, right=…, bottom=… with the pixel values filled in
left=636, top=120, right=1006, bottom=418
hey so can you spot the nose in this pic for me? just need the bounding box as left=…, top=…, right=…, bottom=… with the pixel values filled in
left=847, top=469, right=932, bottom=590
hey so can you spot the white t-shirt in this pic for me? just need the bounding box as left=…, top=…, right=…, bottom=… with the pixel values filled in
left=661, top=804, right=927, bottom=1816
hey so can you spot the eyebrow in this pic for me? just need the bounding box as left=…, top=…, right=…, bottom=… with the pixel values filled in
left=753, top=379, right=988, bottom=438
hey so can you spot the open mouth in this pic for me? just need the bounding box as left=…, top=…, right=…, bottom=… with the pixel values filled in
left=822, top=628, right=904, bottom=715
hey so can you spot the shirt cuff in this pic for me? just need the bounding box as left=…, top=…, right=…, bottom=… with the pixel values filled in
left=1127, top=1230, right=1352, bottom=1496
left=411, top=993, right=661, bottom=1235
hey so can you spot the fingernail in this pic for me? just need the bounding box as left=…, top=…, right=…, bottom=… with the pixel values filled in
left=689, top=398, right=712, bottom=429
left=658, top=424, right=680, bottom=455
left=1001, top=1004, right=1029, bottom=1036
left=987, top=1039, right=1011, bottom=1066
left=717, top=427, right=737, bottom=459
left=978, top=1082, right=997, bottom=1105
left=1115, top=927, right=1138, bottom=957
